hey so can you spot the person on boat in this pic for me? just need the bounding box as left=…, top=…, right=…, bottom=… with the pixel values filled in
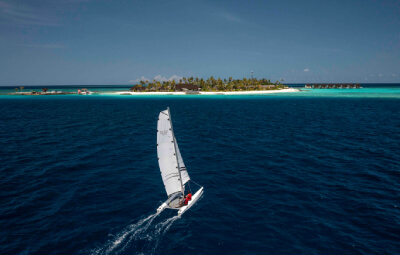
left=179, top=191, right=192, bottom=206
left=184, top=191, right=192, bottom=205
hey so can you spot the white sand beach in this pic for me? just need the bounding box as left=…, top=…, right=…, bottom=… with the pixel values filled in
left=106, top=88, right=299, bottom=96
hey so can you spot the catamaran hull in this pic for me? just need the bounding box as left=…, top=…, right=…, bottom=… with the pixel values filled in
left=156, top=187, right=204, bottom=216
left=157, top=202, right=168, bottom=214
left=178, top=187, right=203, bottom=216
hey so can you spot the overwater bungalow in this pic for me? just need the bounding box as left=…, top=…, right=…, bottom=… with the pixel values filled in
left=305, top=83, right=362, bottom=89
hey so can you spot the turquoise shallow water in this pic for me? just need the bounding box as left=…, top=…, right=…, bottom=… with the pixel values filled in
left=1, top=84, right=400, bottom=99
left=293, top=87, right=400, bottom=99
left=0, top=85, right=130, bottom=95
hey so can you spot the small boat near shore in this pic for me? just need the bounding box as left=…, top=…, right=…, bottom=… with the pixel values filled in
left=156, top=107, right=204, bottom=216
left=78, top=88, right=93, bottom=95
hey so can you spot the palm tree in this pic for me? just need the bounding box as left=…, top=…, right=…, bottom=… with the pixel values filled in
left=199, top=78, right=205, bottom=90
left=233, top=82, right=239, bottom=91
left=127, top=75, right=282, bottom=92
left=130, top=85, right=142, bottom=92
left=20, top=86, right=24, bottom=92
left=170, top=80, right=176, bottom=91
left=217, top=78, right=224, bottom=91
left=209, top=76, right=215, bottom=86
left=165, top=81, right=171, bottom=90
left=42, top=88, right=48, bottom=93
left=15, top=88, right=19, bottom=92
left=243, top=78, right=248, bottom=90
left=216, top=78, right=224, bottom=91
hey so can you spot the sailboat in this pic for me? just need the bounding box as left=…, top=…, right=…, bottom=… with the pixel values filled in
left=156, top=108, right=204, bottom=216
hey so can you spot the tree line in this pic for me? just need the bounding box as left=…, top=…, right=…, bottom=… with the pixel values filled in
left=14, top=87, right=49, bottom=93
left=130, top=76, right=287, bottom=92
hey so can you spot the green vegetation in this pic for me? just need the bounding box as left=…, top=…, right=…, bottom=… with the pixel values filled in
left=129, top=76, right=288, bottom=92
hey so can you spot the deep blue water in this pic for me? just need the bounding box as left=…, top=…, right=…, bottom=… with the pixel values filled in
left=1, top=94, right=400, bottom=254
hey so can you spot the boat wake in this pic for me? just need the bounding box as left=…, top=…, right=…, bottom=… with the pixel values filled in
left=89, top=212, right=180, bottom=255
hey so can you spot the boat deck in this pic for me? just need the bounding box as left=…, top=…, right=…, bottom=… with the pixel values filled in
left=167, top=197, right=183, bottom=209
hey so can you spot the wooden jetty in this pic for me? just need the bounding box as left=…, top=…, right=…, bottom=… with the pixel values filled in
left=304, top=84, right=362, bottom=89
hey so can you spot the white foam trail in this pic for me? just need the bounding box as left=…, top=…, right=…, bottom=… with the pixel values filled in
left=108, top=213, right=157, bottom=255
left=146, top=215, right=180, bottom=254
left=90, top=212, right=180, bottom=255
left=90, top=212, right=158, bottom=255
left=158, top=215, right=179, bottom=235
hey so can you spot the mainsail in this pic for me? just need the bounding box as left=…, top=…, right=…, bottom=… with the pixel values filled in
left=157, top=108, right=190, bottom=196
left=175, top=137, right=190, bottom=185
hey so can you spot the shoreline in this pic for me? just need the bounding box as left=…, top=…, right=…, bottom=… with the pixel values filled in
left=4, top=88, right=300, bottom=96
left=103, top=88, right=300, bottom=96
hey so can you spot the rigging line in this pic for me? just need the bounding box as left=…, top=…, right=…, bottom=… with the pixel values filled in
left=188, top=181, right=192, bottom=194
left=190, top=180, right=202, bottom=188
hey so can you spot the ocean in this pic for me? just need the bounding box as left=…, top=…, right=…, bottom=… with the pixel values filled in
left=1, top=84, right=399, bottom=254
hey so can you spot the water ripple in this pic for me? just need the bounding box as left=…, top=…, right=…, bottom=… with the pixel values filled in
left=1, top=96, right=399, bottom=254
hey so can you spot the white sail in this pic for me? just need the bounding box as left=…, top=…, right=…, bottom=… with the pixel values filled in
left=157, top=110, right=181, bottom=196
left=155, top=108, right=203, bottom=215
left=175, top=139, right=190, bottom=185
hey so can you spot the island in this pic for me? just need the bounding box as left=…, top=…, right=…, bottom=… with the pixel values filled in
left=112, top=76, right=299, bottom=95
left=9, top=76, right=299, bottom=96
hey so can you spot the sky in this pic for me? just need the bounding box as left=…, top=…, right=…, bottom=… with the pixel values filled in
left=0, top=0, right=399, bottom=85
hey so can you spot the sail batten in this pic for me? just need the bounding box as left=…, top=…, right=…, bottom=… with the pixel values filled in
left=157, top=109, right=190, bottom=196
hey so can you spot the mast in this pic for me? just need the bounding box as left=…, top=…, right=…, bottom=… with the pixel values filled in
left=168, top=107, right=184, bottom=195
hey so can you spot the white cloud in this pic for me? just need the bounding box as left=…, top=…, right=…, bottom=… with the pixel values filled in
left=129, top=75, right=183, bottom=83
left=219, top=12, right=245, bottom=24
left=303, top=68, right=310, bottom=72
left=378, top=73, right=383, bottom=77
left=0, top=2, right=59, bottom=27
left=392, top=74, right=397, bottom=77
left=129, top=76, right=150, bottom=83
left=166, top=75, right=182, bottom=81
left=153, top=75, right=183, bottom=82
left=153, top=75, right=164, bottom=81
